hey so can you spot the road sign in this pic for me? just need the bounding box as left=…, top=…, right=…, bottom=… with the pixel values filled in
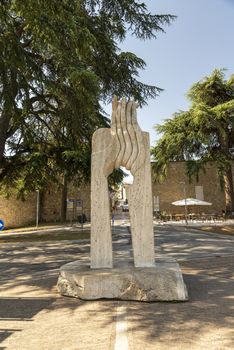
left=0, top=219, right=4, bottom=231
left=76, top=200, right=83, bottom=210
left=67, top=199, right=75, bottom=210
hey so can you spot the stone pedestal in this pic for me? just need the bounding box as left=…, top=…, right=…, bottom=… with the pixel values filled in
left=57, top=258, right=188, bottom=302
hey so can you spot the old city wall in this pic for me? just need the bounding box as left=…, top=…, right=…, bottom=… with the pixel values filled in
left=1, top=161, right=233, bottom=228
left=0, top=183, right=91, bottom=229
left=40, top=183, right=91, bottom=223
left=0, top=193, right=37, bottom=228
left=152, top=161, right=227, bottom=215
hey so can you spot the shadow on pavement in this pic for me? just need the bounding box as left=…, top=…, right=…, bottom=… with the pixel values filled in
left=0, top=224, right=233, bottom=349
left=0, top=297, right=54, bottom=346
left=126, top=256, right=234, bottom=349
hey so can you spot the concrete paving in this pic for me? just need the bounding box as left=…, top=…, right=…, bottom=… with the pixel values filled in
left=0, top=221, right=233, bottom=349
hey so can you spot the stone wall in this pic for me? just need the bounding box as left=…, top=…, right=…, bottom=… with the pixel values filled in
left=152, top=161, right=226, bottom=215
left=0, top=161, right=232, bottom=228
left=40, top=183, right=91, bottom=223
left=0, top=183, right=91, bottom=229
left=40, top=186, right=62, bottom=223
left=0, top=193, right=37, bottom=228
left=67, top=184, right=91, bottom=222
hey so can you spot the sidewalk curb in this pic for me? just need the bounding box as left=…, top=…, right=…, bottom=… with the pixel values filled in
left=0, top=225, right=91, bottom=238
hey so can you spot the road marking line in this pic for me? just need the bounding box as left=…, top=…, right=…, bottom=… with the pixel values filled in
left=115, top=305, right=128, bottom=350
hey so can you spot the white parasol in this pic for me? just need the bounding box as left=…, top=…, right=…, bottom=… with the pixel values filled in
left=172, top=198, right=212, bottom=206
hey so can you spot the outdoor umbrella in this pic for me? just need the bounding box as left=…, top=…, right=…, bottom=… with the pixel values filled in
left=171, top=198, right=212, bottom=224
left=172, top=198, right=212, bottom=206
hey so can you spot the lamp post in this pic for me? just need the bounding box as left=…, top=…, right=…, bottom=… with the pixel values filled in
left=36, top=190, right=40, bottom=227
left=180, top=181, right=188, bottom=225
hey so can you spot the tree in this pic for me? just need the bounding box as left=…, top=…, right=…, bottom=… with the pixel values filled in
left=0, top=1, right=175, bottom=220
left=152, top=69, right=234, bottom=214
left=0, top=0, right=174, bottom=180
left=0, top=0, right=103, bottom=188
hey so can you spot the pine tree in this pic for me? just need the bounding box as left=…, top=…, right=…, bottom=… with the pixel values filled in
left=152, top=69, right=234, bottom=214
left=0, top=1, right=175, bottom=203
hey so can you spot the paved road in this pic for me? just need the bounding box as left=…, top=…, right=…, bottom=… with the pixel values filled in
left=155, top=224, right=234, bottom=259
left=0, top=224, right=233, bottom=349
left=1, top=224, right=233, bottom=280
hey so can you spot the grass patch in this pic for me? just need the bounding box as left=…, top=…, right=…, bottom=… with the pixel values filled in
left=0, top=230, right=90, bottom=243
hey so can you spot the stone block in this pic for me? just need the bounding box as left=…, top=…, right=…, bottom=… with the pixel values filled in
left=57, top=258, right=188, bottom=302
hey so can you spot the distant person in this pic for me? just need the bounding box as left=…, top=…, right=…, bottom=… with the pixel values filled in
left=111, top=207, right=115, bottom=226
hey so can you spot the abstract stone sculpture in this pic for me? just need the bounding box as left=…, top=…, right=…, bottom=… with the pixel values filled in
left=57, top=97, right=188, bottom=302
left=91, top=97, right=155, bottom=268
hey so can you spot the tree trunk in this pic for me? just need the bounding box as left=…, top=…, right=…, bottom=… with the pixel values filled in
left=0, top=111, right=11, bottom=164
left=38, top=190, right=45, bottom=224
left=223, top=164, right=234, bottom=215
left=60, top=174, right=68, bottom=222
left=0, top=70, right=18, bottom=164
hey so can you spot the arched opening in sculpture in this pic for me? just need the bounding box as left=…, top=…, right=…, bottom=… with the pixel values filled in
left=107, top=167, right=133, bottom=221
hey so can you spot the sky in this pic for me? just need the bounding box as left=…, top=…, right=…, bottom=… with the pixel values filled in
left=103, top=0, right=234, bottom=146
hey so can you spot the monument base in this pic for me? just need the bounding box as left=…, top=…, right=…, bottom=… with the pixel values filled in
left=57, top=257, right=188, bottom=302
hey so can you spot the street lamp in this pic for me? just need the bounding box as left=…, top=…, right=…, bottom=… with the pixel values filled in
left=180, top=181, right=188, bottom=225
left=36, top=189, right=40, bottom=227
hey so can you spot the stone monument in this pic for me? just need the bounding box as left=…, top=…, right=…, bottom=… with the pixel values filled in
left=57, top=97, right=188, bottom=302
left=91, top=97, right=155, bottom=268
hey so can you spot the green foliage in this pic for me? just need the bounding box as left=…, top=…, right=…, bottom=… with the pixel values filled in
left=152, top=69, right=234, bottom=211
left=108, top=168, right=127, bottom=189
left=0, top=0, right=175, bottom=197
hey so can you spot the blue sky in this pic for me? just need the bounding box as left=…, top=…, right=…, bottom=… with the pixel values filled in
left=104, top=0, right=234, bottom=146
